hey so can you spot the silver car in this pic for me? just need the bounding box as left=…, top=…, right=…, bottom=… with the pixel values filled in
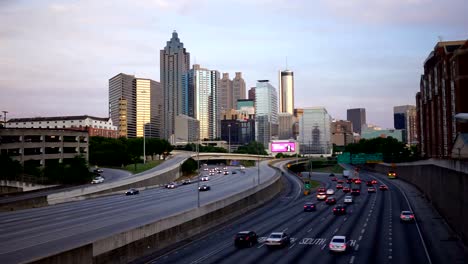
left=265, top=232, right=290, bottom=248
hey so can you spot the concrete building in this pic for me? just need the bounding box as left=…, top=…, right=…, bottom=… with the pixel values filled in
left=109, top=74, right=162, bottom=138
left=394, top=105, right=417, bottom=145
left=160, top=31, right=190, bottom=140
left=174, top=115, right=199, bottom=144
left=293, top=108, right=304, bottom=140
left=361, top=128, right=404, bottom=142
left=232, top=72, right=246, bottom=106
left=248, top=87, right=256, bottom=100
left=8, top=116, right=118, bottom=138
left=255, top=80, right=278, bottom=148
left=278, top=70, right=294, bottom=115
left=331, top=120, right=354, bottom=146
left=220, top=115, right=255, bottom=151
left=416, top=40, right=468, bottom=158
left=237, top=99, right=255, bottom=120
left=298, top=107, right=332, bottom=155
left=0, top=128, right=89, bottom=167
left=347, top=108, right=366, bottom=134
left=278, top=113, right=294, bottom=140
left=219, top=73, right=233, bottom=111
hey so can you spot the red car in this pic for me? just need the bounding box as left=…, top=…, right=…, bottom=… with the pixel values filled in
left=326, top=197, right=337, bottom=205
left=371, top=180, right=378, bottom=184
left=337, top=180, right=344, bottom=184
left=346, top=179, right=353, bottom=184
left=336, top=184, right=343, bottom=189
left=342, top=187, right=350, bottom=193
left=354, top=179, right=361, bottom=184
left=317, top=187, right=326, bottom=193
left=379, top=185, right=388, bottom=191
left=331, top=177, right=337, bottom=181
left=351, top=189, right=360, bottom=196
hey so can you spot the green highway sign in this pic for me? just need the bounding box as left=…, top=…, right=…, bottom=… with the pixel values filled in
left=304, top=180, right=311, bottom=190
left=337, top=152, right=383, bottom=164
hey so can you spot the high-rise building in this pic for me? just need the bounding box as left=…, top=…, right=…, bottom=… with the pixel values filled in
left=187, top=64, right=220, bottom=140
left=109, top=73, right=162, bottom=138
left=298, top=107, right=332, bottom=155
left=278, top=113, right=294, bottom=139
left=394, top=105, right=417, bottom=145
left=416, top=40, right=468, bottom=158
left=174, top=114, right=200, bottom=144
left=331, top=120, right=354, bottom=147
left=347, top=108, right=366, bottom=134
left=219, top=73, right=233, bottom=111
left=248, top=87, right=256, bottom=100
left=255, top=80, right=278, bottom=148
left=232, top=72, right=246, bottom=105
left=279, top=70, right=294, bottom=115
left=237, top=99, right=255, bottom=120
left=293, top=108, right=304, bottom=139
left=220, top=109, right=255, bottom=150
left=160, top=31, right=190, bottom=140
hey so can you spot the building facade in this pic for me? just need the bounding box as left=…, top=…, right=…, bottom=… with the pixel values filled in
left=255, top=80, right=278, bottom=148
left=279, top=70, right=294, bottom=115
left=109, top=73, right=136, bottom=137
left=232, top=72, right=246, bottom=106
left=278, top=113, right=294, bottom=140
left=298, top=107, right=332, bottom=155
left=394, top=105, right=417, bottom=145
left=248, top=87, right=256, bottom=100
left=160, top=31, right=190, bottom=140
left=347, top=108, right=366, bottom=134
left=361, top=129, right=404, bottom=142
left=8, top=116, right=118, bottom=138
left=416, top=40, right=468, bottom=158
left=174, top=114, right=200, bottom=144
left=0, top=128, right=89, bottom=167
left=219, top=73, right=233, bottom=111
left=331, top=120, right=354, bottom=147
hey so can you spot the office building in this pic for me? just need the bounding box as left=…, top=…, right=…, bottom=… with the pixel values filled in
left=174, top=114, right=200, bottom=144
left=347, top=108, right=366, bottom=134
left=248, top=87, right=256, bottom=100
left=160, top=31, right=190, bottom=140
left=361, top=129, right=404, bottom=142
left=331, top=120, right=354, bottom=146
left=255, top=80, right=278, bottom=148
left=109, top=73, right=162, bottom=138
left=232, top=72, right=246, bottom=106
left=237, top=99, right=255, bottom=120
left=219, top=73, right=233, bottom=111
left=279, top=70, right=294, bottom=115
left=298, top=107, right=332, bottom=155
left=293, top=108, right=304, bottom=139
left=416, top=40, right=468, bottom=158
left=394, top=105, right=417, bottom=145
left=278, top=113, right=294, bottom=139
left=220, top=110, right=255, bottom=151
left=8, top=115, right=118, bottom=138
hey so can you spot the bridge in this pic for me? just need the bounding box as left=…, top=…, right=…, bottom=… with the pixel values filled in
left=173, top=151, right=274, bottom=161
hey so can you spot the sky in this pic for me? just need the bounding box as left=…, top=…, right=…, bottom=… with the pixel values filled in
left=0, top=0, right=467, bottom=129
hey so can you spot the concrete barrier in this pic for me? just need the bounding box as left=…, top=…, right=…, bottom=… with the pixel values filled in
left=0, top=196, right=48, bottom=212
left=31, top=166, right=282, bottom=264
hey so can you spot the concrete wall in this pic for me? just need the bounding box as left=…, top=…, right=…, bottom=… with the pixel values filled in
left=31, top=166, right=282, bottom=264
left=367, top=162, right=468, bottom=245
left=0, top=185, right=22, bottom=194
left=0, top=196, right=48, bottom=211
left=0, top=180, right=58, bottom=192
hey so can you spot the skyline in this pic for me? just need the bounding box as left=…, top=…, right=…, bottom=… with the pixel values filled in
left=1, top=0, right=467, bottom=129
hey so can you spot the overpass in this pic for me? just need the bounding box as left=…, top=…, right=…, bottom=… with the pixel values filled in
left=190, top=152, right=273, bottom=161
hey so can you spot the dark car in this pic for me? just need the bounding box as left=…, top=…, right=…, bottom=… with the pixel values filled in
left=336, top=184, right=343, bottom=189
left=93, top=168, right=104, bottom=173
left=326, top=197, right=337, bottom=205
left=331, top=177, right=337, bottom=181
left=234, top=231, right=258, bottom=248
left=317, top=187, right=326, bottom=193
left=199, top=185, right=211, bottom=191
left=346, top=179, right=353, bottom=184
left=379, top=185, right=388, bottom=191
left=368, top=187, right=376, bottom=193
left=337, top=180, right=344, bottom=184
left=366, top=181, right=373, bottom=186
left=303, top=202, right=316, bottom=212
left=329, top=173, right=335, bottom=177
left=232, top=171, right=237, bottom=174
left=125, top=188, right=139, bottom=195
left=342, top=187, right=351, bottom=193
left=333, top=205, right=347, bottom=215
left=351, top=189, right=360, bottom=196
left=182, top=179, right=191, bottom=185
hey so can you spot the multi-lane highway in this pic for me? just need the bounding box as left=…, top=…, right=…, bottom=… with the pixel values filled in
left=143, top=164, right=452, bottom=264
left=0, top=162, right=276, bottom=264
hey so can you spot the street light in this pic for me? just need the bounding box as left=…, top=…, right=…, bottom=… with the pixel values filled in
left=228, top=124, right=231, bottom=154
left=2, top=111, right=8, bottom=128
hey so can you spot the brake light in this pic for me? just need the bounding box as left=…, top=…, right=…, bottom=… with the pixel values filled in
left=304, top=206, right=307, bottom=208
left=341, top=209, right=344, bottom=211
left=333, top=208, right=336, bottom=211
left=410, top=215, right=414, bottom=218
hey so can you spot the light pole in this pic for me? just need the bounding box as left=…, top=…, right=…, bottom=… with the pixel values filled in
left=228, top=124, right=231, bottom=154
left=2, top=111, right=8, bottom=128
left=196, top=136, right=200, bottom=208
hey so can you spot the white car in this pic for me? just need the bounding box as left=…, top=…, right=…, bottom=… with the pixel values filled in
left=91, top=177, right=104, bottom=184
left=329, top=235, right=347, bottom=253
left=223, top=171, right=229, bottom=175
left=326, top=189, right=335, bottom=195
left=344, top=196, right=353, bottom=204
left=203, top=167, right=209, bottom=171
left=201, top=176, right=209, bottom=181
left=264, top=232, right=290, bottom=248
left=240, top=166, right=245, bottom=170
left=166, top=182, right=177, bottom=189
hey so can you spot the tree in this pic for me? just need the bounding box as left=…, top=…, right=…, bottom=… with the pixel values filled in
left=0, top=154, right=22, bottom=180
left=181, top=158, right=197, bottom=175
left=235, top=141, right=267, bottom=155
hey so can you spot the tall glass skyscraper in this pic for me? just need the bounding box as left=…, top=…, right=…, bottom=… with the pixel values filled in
left=255, top=80, right=278, bottom=148
left=298, top=107, right=332, bottom=155
left=279, top=70, right=294, bottom=115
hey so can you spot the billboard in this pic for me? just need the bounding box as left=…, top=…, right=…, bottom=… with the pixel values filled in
left=271, top=142, right=296, bottom=153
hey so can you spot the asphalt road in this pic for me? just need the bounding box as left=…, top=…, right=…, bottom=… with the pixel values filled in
left=0, top=162, right=276, bottom=264
left=144, top=163, right=455, bottom=264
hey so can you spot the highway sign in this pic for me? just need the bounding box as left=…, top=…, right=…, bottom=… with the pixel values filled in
left=304, top=180, right=311, bottom=190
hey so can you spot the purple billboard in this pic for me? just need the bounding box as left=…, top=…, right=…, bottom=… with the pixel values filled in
left=271, top=142, right=296, bottom=153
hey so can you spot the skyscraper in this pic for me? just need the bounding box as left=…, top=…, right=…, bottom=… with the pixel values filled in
left=109, top=73, right=162, bottom=138
left=394, top=105, right=417, bottom=144
left=160, top=31, right=190, bottom=140
left=255, top=80, right=278, bottom=148
left=298, top=107, right=332, bottom=155
left=248, top=87, right=256, bottom=100
left=279, top=70, right=294, bottom=114
left=347, top=108, right=366, bottom=134
left=232, top=72, right=246, bottom=106
left=219, top=73, right=233, bottom=111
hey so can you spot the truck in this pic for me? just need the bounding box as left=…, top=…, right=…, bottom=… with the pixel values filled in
left=342, top=170, right=350, bottom=178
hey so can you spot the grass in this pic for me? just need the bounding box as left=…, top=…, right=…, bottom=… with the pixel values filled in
left=312, top=164, right=344, bottom=174
left=123, top=160, right=163, bottom=174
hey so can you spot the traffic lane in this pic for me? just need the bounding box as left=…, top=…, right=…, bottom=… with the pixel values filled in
left=97, top=168, right=132, bottom=182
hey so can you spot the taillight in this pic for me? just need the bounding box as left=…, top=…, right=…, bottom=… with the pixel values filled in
left=410, top=215, right=414, bottom=218
left=304, top=206, right=307, bottom=208
left=333, top=208, right=336, bottom=211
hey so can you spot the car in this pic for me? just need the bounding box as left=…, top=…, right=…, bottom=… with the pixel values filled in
left=182, top=179, right=191, bottom=185
left=388, top=170, right=397, bottom=178
left=201, top=176, right=210, bottom=181
left=367, top=187, right=376, bottom=193
left=346, top=179, right=353, bottom=184
left=337, top=180, right=344, bottom=184
left=125, top=188, right=139, bottom=195
left=342, top=187, right=350, bottom=193
left=333, top=205, right=347, bottom=215
left=326, top=196, right=337, bottom=205
left=329, top=235, right=347, bottom=253
left=166, top=182, right=177, bottom=189
left=351, top=189, right=360, bottom=196
left=203, top=167, right=209, bottom=171
left=317, top=187, right=326, bottom=193
left=232, top=171, right=237, bottom=174
left=303, top=202, right=316, bottom=212
left=400, top=211, right=415, bottom=222
left=354, top=179, right=361, bottom=184
left=209, top=172, right=214, bottom=176
left=223, top=171, right=229, bottom=175
left=329, top=173, right=335, bottom=177
left=344, top=196, right=353, bottom=204
left=336, top=184, right=343, bottom=189
left=371, top=179, right=378, bottom=184
left=264, top=232, right=290, bottom=248
left=316, top=192, right=327, bottom=200
left=93, top=168, right=104, bottom=173
left=91, top=176, right=104, bottom=184
left=379, top=185, right=388, bottom=191
left=223, top=167, right=228, bottom=170
left=217, top=170, right=222, bottom=174
left=240, top=165, right=245, bottom=170
left=234, top=231, right=258, bottom=248
left=326, top=189, right=335, bottom=195
left=198, top=185, right=211, bottom=191
left=331, top=177, right=337, bottom=181
left=366, top=181, right=373, bottom=186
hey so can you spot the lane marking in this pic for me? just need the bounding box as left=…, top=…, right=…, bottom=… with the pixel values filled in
left=363, top=223, right=367, bottom=227
left=334, top=228, right=339, bottom=234
left=297, top=218, right=303, bottom=222
left=358, top=235, right=362, bottom=241
left=282, top=228, right=288, bottom=232
left=307, top=228, right=313, bottom=233
left=355, top=244, right=359, bottom=251
left=361, top=229, right=365, bottom=234
left=289, top=243, right=296, bottom=249
left=350, top=256, right=355, bottom=264
left=257, top=243, right=264, bottom=248
left=321, top=243, right=326, bottom=250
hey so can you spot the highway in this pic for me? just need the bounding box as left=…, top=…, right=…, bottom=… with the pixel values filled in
left=0, top=162, right=276, bottom=264
left=144, top=163, right=442, bottom=264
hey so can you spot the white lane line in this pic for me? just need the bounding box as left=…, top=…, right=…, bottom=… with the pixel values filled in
left=389, top=256, right=393, bottom=259
left=307, top=228, right=313, bottom=233
left=389, top=248, right=393, bottom=252
left=289, top=243, right=296, bottom=249
left=334, top=228, right=339, bottom=234
left=361, top=229, right=365, bottom=234
left=363, top=223, right=367, bottom=227
left=321, top=244, right=327, bottom=250
left=389, top=242, right=392, bottom=246
left=349, top=256, right=355, bottom=264
left=297, top=218, right=303, bottom=222
left=257, top=243, right=264, bottom=248
left=355, top=244, right=360, bottom=251
left=358, top=235, right=362, bottom=241
left=282, top=228, right=289, bottom=232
